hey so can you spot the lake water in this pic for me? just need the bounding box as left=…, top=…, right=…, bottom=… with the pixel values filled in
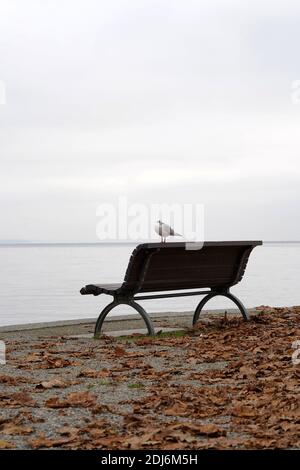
left=0, top=243, right=299, bottom=327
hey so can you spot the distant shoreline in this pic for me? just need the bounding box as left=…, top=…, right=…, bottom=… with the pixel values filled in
left=0, top=240, right=299, bottom=247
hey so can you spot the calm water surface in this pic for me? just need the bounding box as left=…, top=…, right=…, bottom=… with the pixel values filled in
left=0, top=243, right=299, bottom=326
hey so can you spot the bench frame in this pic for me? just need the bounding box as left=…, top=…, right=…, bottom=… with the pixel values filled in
left=80, top=241, right=262, bottom=337
left=94, top=287, right=248, bottom=337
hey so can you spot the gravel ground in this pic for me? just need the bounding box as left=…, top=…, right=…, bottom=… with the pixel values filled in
left=0, top=307, right=299, bottom=450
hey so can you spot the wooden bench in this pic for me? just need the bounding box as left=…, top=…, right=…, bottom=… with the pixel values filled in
left=80, top=241, right=262, bottom=337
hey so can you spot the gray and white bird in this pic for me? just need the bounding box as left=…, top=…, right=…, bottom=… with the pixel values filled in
left=154, top=220, right=183, bottom=243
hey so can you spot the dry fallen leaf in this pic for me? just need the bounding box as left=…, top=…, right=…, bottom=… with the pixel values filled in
left=0, top=423, right=33, bottom=435
left=169, top=422, right=226, bottom=437
left=0, top=439, right=14, bottom=449
left=36, top=378, right=69, bottom=389
left=78, top=368, right=111, bottom=378
left=232, top=405, right=259, bottom=418
left=23, top=352, right=43, bottom=363
left=45, top=391, right=97, bottom=408
left=10, top=391, right=36, bottom=407
left=112, top=346, right=127, bottom=357
left=58, top=426, right=81, bottom=436
left=29, top=434, right=76, bottom=449
left=164, top=401, right=190, bottom=416
left=45, top=357, right=74, bottom=368
left=0, top=375, right=27, bottom=385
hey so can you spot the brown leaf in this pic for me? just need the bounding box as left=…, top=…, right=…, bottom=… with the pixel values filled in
left=58, top=426, right=81, bottom=436
left=0, top=423, right=33, bottom=435
left=36, top=378, right=69, bottom=389
left=192, top=423, right=226, bottom=437
left=87, top=429, right=107, bottom=439
left=208, top=394, right=228, bottom=406
left=44, top=397, right=68, bottom=409
left=239, top=366, right=257, bottom=379
left=10, top=391, right=35, bottom=407
left=45, top=391, right=97, bottom=408
left=29, top=434, right=75, bottom=449
left=164, top=401, right=189, bottom=416
left=112, top=346, right=127, bottom=357
left=170, top=422, right=226, bottom=437
left=252, top=346, right=264, bottom=355
left=123, top=431, right=161, bottom=449
left=0, top=375, right=22, bottom=385
left=23, top=352, right=43, bottom=363
left=78, top=368, right=111, bottom=378
left=45, top=357, right=73, bottom=368
left=232, top=405, right=258, bottom=418
left=0, top=439, right=14, bottom=449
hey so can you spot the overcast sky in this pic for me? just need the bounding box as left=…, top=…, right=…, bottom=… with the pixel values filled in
left=0, top=0, right=299, bottom=242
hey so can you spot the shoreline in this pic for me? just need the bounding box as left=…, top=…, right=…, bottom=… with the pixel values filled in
left=0, top=308, right=260, bottom=338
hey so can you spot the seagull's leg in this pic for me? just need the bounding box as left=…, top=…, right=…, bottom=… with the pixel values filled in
left=161, top=235, right=163, bottom=243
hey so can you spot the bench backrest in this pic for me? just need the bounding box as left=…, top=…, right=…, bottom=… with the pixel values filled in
left=122, top=241, right=262, bottom=293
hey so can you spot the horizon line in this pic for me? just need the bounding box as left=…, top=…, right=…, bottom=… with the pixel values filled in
left=0, top=240, right=300, bottom=246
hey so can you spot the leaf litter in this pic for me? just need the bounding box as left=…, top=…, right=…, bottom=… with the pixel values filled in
left=0, top=306, right=299, bottom=449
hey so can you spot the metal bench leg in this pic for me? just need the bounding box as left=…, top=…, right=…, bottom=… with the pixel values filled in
left=193, top=291, right=249, bottom=325
left=223, top=292, right=249, bottom=322
left=94, top=299, right=155, bottom=338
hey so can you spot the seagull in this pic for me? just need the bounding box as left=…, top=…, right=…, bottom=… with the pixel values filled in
left=154, top=220, right=183, bottom=243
